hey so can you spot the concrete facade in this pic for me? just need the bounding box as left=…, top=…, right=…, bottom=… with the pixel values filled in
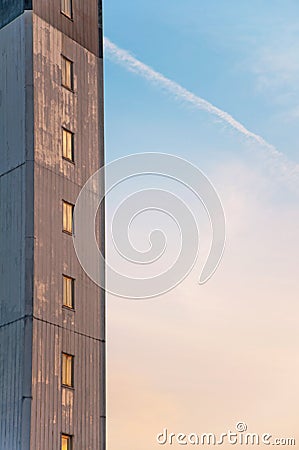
left=0, top=2, right=105, bottom=449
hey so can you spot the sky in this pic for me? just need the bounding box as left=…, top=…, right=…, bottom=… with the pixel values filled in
left=103, top=1, right=299, bottom=449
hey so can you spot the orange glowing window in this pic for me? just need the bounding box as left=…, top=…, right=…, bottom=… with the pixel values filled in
left=61, top=0, right=73, bottom=19
left=62, top=128, right=74, bottom=162
left=62, top=201, right=74, bottom=234
left=61, top=55, right=73, bottom=90
left=62, top=353, right=74, bottom=387
left=61, top=434, right=72, bottom=450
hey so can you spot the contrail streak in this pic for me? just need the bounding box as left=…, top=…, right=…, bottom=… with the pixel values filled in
left=104, top=37, right=299, bottom=188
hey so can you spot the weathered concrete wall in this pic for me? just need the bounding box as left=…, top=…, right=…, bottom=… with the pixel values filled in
left=0, top=0, right=102, bottom=55
left=0, top=2, right=105, bottom=448
left=0, top=11, right=34, bottom=450
left=0, top=321, right=25, bottom=449
left=29, top=13, right=105, bottom=450
left=32, top=0, right=101, bottom=56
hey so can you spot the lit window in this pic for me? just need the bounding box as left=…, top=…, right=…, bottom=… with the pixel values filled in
left=63, top=275, right=75, bottom=309
left=63, top=201, right=74, bottom=234
left=61, top=0, right=73, bottom=19
left=62, top=353, right=74, bottom=387
left=61, top=434, right=72, bottom=450
left=62, top=128, right=74, bottom=161
left=61, top=56, right=73, bottom=90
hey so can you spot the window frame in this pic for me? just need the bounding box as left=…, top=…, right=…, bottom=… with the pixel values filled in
left=61, top=433, right=73, bottom=450
left=61, top=55, right=74, bottom=91
left=62, top=353, right=74, bottom=388
left=62, top=200, right=74, bottom=235
left=62, top=275, right=75, bottom=310
left=62, top=127, right=75, bottom=163
left=60, top=0, right=73, bottom=20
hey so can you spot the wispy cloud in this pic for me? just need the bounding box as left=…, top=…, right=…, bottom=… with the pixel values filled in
left=104, top=37, right=299, bottom=190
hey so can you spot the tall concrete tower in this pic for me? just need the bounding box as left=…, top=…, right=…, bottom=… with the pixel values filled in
left=0, top=1, right=105, bottom=449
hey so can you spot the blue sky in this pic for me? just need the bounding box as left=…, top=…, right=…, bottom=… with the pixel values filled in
left=103, top=2, right=299, bottom=449
left=104, top=0, right=299, bottom=166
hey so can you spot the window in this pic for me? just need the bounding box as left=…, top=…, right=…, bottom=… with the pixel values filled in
left=63, top=275, right=75, bottom=309
left=62, top=353, right=74, bottom=387
left=62, top=128, right=74, bottom=162
left=61, top=56, right=73, bottom=90
left=61, top=434, right=72, bottom=450
left=63, top=201, right=74, bottom=234
left=61, top=0, right=73, bottom=19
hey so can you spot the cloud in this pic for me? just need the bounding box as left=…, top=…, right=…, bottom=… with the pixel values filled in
left=250, top=44, right=299, bottom=93
left=104, top=37, right=299, bottom=192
